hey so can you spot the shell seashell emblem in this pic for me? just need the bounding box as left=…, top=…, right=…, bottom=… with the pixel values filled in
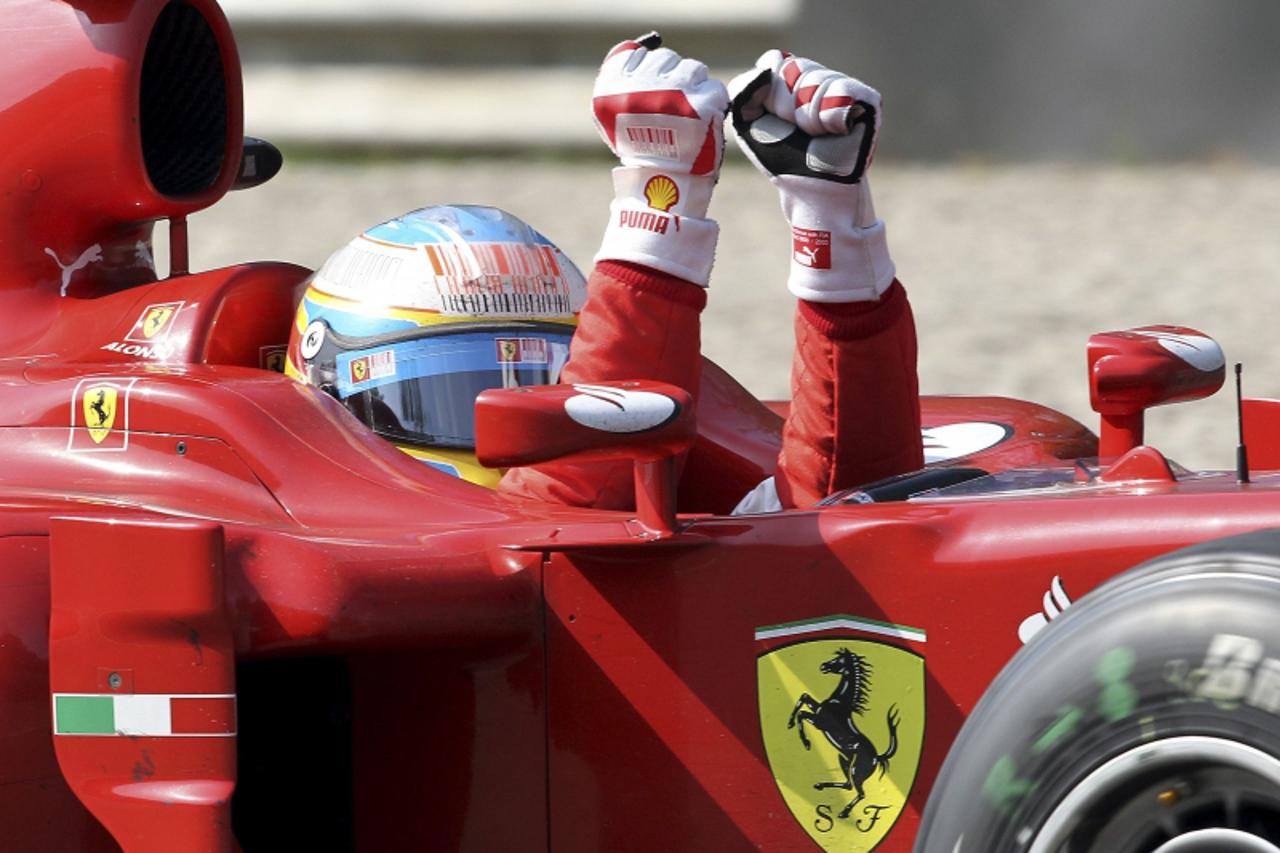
left=643, top=175, right=680, bottom=212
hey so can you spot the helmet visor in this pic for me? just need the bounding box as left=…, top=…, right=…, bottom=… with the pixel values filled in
left=334, top=328, right=573, bottom=449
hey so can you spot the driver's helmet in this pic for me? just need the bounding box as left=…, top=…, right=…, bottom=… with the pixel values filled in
left=286, top=204, right=587, bottom=486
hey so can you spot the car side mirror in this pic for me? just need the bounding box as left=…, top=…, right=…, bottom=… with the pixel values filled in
left=230, top=137, right=283, bottom=191
left=475, top=380, right=696, bottom=535
left=1088, top=325, right=1224, bottom=457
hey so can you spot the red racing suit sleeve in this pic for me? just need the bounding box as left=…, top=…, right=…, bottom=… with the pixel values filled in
left=776, top=281, right=924, bottom=508
left=498, top=264, right=922, bottom=511
left=498, top=260, right=706, bottom=510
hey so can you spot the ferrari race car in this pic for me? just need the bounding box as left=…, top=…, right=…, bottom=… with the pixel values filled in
left=8, top=2, right=1280, bottom=852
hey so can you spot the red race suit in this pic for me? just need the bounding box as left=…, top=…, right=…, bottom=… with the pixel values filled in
left=500, top=259, right=922, bottom=510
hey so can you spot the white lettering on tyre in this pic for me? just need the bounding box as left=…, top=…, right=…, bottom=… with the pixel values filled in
left=1165, top=633, right=1280, bottom=714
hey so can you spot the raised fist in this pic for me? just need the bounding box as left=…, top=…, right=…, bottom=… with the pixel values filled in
left=728, top=51, right=894, bottom=302
left=729, top=50, right=881, bottom=184
left=592, top=33, right=729, bottom=177
left=591, top=34, right=726, bottom=286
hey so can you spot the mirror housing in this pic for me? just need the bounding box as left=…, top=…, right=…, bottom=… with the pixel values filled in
left=1088, top=325, right=1225, bottom=457
left=475, top=381, right=696, bottom=535
left=231, top=137, right=284, bottom=191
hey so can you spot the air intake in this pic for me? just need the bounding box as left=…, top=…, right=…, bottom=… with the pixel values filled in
left=140, top=1, right=228, bottom=198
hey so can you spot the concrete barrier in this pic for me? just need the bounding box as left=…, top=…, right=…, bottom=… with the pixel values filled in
left=223, top=0, right=1280, bottom=160
left=223, top=0, right=796, bottom=149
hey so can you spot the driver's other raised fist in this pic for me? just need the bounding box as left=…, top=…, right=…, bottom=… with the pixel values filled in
left=729, top=50, right=881, bottom=183
left=728, top=51, right=893, bottom=302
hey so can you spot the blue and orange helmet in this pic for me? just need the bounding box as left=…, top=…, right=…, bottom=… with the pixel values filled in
left=287, top=205, right=587, bottom=485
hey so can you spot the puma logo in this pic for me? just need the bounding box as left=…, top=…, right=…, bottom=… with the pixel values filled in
left=795, top=245, right=821, bottom=267
left=134, top=241, right=155, bottom=272
left=790, top=227, right=831, bottom=270
left=46, top=244, right=104, bottom=296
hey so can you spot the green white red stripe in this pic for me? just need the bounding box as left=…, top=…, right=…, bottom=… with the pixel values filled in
left=754, top=614, right=927, bottom=644
left=52, top=693, right=236, bottom=737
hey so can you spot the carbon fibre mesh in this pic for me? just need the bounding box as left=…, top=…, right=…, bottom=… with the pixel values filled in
left=140, top=2, right=227, bottom=197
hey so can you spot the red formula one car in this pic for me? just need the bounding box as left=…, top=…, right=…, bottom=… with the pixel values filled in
left=8, top=3, right=1280, bottom=852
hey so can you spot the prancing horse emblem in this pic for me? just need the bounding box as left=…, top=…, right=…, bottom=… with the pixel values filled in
left=82, top=384, right=118, bottom=444
left=141, top=305, right=176, bottom=339
left=757, top=630, right=924, bottom=852
left=790, top=648, right=900, bottom=819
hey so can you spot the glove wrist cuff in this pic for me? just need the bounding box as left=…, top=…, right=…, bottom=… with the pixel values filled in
left=595, top=194, right=719, bottom=287
left=611, top=166, right=716, bottom=218
left=777, top=177, right=895, bottom=302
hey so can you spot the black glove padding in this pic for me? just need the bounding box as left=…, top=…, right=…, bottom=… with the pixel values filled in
left=728, top=57, right=879, bottom=185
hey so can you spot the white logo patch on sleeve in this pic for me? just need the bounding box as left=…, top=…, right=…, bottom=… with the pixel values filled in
left=922, top=421, right=1012, bottom=464
left=1132, top=330, right=1225, bottom=373
left=564, top=384, right=678, bottom=433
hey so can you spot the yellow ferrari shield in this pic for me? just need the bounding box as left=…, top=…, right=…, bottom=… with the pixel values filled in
left=141, top=305, right=175, bottom=339
left=758, top=638, right=925, bottom=852
left=262, top=348, right=287, bottom=373
left=82, top=384, right=118, bottom=444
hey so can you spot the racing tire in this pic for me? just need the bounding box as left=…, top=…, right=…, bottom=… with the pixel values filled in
left=915, top=528, right=1280, bottom=853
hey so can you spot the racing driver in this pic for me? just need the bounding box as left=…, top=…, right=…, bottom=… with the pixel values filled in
left=288, top=37, right=922, bottom=513
left=501, top=37, right=923, bottom=512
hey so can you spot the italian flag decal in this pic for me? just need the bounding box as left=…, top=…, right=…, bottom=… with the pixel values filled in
left=754, top=614, right=926, bottom=644
left=53, top=694, right=236, bottom=737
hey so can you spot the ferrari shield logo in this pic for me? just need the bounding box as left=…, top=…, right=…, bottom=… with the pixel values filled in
left=82, top=385, right=117, bottom=444
left=497, top=339, right=519, bottom=363
left=259, top=345, right=287, bottom=373
left=758, top=638, right=925, bottom=851
left=68, top=377, right=137, bottom=452
left=141, top=305, right=175, bottom=339
left=124, top=301, right=184, bottom=343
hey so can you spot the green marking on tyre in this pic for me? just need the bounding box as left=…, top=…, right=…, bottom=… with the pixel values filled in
left=983, top=755, right=1036, bottom=816
left=1096, top=646, right=1135, bottom=681
left=1031, top=705, right=1083, bottom=755
left=1096, top=646, right=1139, bottom=721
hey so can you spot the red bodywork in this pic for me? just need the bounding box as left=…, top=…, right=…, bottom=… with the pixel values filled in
left=3, top=4, right=1279, bottom=851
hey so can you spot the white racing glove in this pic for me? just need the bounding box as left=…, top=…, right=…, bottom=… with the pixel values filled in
left=728, top=51, right=894, bottom=302
left=592, top=33, right=728, bottom=286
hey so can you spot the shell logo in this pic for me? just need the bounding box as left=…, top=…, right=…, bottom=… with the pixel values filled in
left=643, top=175, right=680, bottom=212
